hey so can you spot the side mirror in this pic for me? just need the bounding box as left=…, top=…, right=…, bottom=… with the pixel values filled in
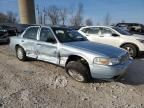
left=112, top=33, right=119, bottom=37
left=47, top=38, right=57, bottom=44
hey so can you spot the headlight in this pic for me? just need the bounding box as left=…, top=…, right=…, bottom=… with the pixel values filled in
left=93, top=57, right=120, bottom=65
left=137, top=39, right=144, bottom=43
left=0, top=29, right=7, bottom=32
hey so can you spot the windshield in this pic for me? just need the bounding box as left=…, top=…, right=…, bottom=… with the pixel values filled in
left=52, top=28, right=87, bottom=43
left=113, top=27, right=132, bottom=35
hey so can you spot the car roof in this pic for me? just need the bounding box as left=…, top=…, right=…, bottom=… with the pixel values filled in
left=28, top=25, right=73, bottom=30
left=79, top=26, right=113, bottom=29
left=116, top=23, right=144, bottom=26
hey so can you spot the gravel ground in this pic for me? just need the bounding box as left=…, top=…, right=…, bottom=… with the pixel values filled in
left=0, top=44, right=144, bottom=108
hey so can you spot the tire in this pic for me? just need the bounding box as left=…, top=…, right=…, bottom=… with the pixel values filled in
left=122, top=44, right=137, bottom=58
left=16, top=47, right=26, bottom=61
left=66, top=61, right=91, bottom=82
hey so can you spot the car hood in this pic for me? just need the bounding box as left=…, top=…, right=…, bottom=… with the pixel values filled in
left=63, top=41, right=126, bottom=57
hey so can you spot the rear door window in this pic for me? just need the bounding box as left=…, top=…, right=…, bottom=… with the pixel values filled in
left=100, top=28, right=114, bottom=35
left=82, top=27, right=100, bottom=34
left=23, top=27, right=39, bottom=40
left=87, top=27, right=100, bottom=34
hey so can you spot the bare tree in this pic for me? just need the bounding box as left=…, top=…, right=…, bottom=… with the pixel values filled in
left=0, top=12, right=17, bottom=23
left=104, top=13, right=111, bottom=25
left=69, top=7, right=75, bottom=26
left=36, top=5, right=41, bottom=24
left=69, top=3, right=84, bottom=26
left=97, top=22, right=100, bottom=25
left=7, top=11, right=17, bottom=23
left=75, top=3, right=84, bottom=26
left=39, top=12, right=43, bottom=24
left=43, top=8, right=46, bottom=25
left=0, top=13, right=8, bottom=23
left=59, top=8, right=67, bottom=25
left=121, top=20, right=126, bottom=23
left=47, top=5, right=60, bottom=25
left=85, top=18, right=93, bottom=26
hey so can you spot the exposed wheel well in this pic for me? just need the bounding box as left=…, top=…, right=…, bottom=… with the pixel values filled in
left=66, top=55, right=90, bottom=71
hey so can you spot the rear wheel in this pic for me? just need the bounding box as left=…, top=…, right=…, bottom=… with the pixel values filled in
left=16, top=47, right=26, bottom=61
left=66, top=61, right=91, bottom=82
left=122, top=44, right=138, bottom=58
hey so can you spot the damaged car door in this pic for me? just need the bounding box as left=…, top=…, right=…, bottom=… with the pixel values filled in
left=22, top=26, right=39, bottom=58
left=37, top=27, right=59, bottom=64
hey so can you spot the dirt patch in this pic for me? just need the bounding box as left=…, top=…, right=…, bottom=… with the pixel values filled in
left=0, top=45, right=144, bottom=108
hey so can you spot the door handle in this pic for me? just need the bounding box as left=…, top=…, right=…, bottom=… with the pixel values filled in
left=21, top=40, right=24, bottom=42
left=37, top=43, right=42, bottom=46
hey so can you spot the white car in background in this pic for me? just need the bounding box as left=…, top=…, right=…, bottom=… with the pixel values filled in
left=78, top=26, right=144, bottom=58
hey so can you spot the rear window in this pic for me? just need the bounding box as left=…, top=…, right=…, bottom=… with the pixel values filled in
left=23, top=27, right=39, bottom=40
left=82, top=27, right=100, bottom=34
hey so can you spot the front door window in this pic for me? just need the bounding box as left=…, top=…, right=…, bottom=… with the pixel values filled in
left=40, top=28, right=56, bottom=43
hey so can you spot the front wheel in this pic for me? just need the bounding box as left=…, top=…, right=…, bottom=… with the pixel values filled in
left=66, top=61, right=91, bottom=82
left=16, top=47, right=26, bottom=61
left=122, top=44, right=138, bottom=58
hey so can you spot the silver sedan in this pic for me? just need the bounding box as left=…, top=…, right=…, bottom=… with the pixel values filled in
left=10, top=26, right=132, bottom=82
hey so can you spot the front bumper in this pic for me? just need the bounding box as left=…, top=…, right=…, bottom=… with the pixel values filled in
left=89, top=59, right=132, bottom=80
left=138, top=42, right=144, bottom=52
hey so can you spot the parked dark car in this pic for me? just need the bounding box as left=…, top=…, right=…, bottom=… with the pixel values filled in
left=15, top=24, right=36, bottom=34
left=116, top=23, right=144, bottom=35
left=0, top=24, right=17, bottom=43
left=0, top=24, right=17, bottom=36
left=0, top=26, right=8, bottom=36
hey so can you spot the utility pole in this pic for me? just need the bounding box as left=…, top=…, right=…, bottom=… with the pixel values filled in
left=43, top=8, right=46, bottom=25
left=18, top=0, right=36, bottom=24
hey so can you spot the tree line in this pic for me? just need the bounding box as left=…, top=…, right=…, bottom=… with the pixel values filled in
left=36, top=3, right=93, bottom=26
left=0, top=11, right=17, bottom=23
left=0, top=3, right=126, bottom=26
